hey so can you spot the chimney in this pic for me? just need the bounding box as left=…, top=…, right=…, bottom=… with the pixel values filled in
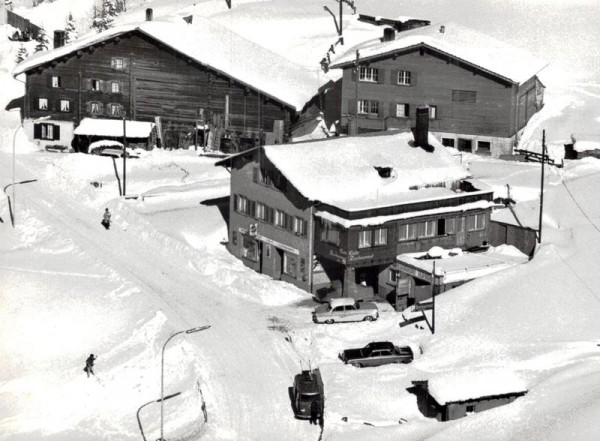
left=146, top=8, right=153, bottom=21
left=53, top=30, right=66, bottom=49
left=439, top=25, right=445, bottom=34
left=414, top=106, right=430, bottom=148
left=382, top=27, right=395, bottom=42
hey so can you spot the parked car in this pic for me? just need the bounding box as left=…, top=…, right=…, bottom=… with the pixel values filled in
left=339, top=341, right=414, bottom=367
left=88, top=140, right=141, bottom=158
left=312, top=298, right=378, bottom=324
left=291, top=369, right=323, bottom=419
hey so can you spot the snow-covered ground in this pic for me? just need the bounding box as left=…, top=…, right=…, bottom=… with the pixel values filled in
left=2, top=1, right=600, bottom=440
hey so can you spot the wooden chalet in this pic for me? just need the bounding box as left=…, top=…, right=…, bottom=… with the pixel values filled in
left=329, top=23, right=547, bottom=158
left=13, top=11, right=320, bottom=152
left=216, top=115, right=495, bottom=302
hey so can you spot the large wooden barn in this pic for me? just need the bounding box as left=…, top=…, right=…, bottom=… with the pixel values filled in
left=13, top=12, right=320, bottom=152
left=329, top=23, right=547, bottom=158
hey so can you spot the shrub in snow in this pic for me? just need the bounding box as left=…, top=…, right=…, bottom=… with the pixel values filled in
left=34, top=28, right=49, bottom=53
left=15, top=44, right=29, bottom=64
left=65, top=12, right=78, bottom=43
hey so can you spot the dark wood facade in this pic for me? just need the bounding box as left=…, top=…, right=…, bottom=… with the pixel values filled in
left=23, top=31, right=295, bottom=150
left=333, top=45, right=544, bottom=157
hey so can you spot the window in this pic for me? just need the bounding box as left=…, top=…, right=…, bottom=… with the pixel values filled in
left=255, top=202, right=266, bottom=220
left=445, top=218, right=456, bottom=234
left=51, top=76, right=60, bottom=88
left=91, top=79, right=101, bottom=91
left=33, top=123, right=59, bottom=141
left=374, top=228, right=387, bottom=246
left=442, top=138, right=455, bottom=147
left=419, top=220, right=436, bottom=238
left=275, top=209, right=286, bottom=228
left=397, top=70, right=411, bottom=85
left=236, top=195, right=248, bottom=214
left=283, top=254, right=296, bottom=276
left=109, top=103, right=122, bottom=117
left=429, top=105, right=437, bottom=120
left=396, top=103, right=409, bottom=118
left=111, top=57, right=125, bottom=70
left=90, top=101, right=102, bottom=115
left=38, top=98, right=48, bottom=110
left=241, top=235, right=258, bottom=261
left=60, top=100, right=71, bottom=112
left=398, top=223, right=417, bottom=241
left=111, top=81, right=120, bottom=94
left=458, top=139, right=473, bottom=152
left=477, top=141, right=491, bottom=155
left=253, top=167, right=272, bottom=186
left=358, top=100, right=379, bottom=116
left=466, top=405, right=476, bottom=414
left=452, top=90, right=477, bottom=103
left=320, top=219, right=340, bottom=245
left=467, top=213, right=486, bottom=231
left=358, top=230, right=372, bottom=248
left=293, top=217, right=307, bottom=236
left=389, top=269, right=399, bottom=284
left=359, top=66, right=379, bottom=82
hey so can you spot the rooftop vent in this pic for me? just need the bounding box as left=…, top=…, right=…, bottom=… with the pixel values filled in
left=374, top=166, right=393, bottom=178
left=439, top=25, right=445, bottom=33
left=382, top=27, right=395, bottom=42
left=146, top=8, right=153, bottom=21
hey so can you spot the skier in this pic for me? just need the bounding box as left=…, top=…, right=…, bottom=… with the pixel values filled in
left=101, top=208, right=111, bottom=230
left=85, top=354, right=97, bottom=377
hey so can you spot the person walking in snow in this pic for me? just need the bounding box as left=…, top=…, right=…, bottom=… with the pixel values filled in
left=101, top=208, right=111, bottom=230
left=85, top=354, right=97, bottom=377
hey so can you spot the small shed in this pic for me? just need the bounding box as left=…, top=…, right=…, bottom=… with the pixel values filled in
left=73, top=118, right=156, bottom=152
left=414, top=368, right=528, bottom=421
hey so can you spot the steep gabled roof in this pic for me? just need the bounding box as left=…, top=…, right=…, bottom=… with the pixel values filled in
left=13, top=17, right=322, bottom=111
left=262, top=131, right=470, bottom=212
left=330, top=23, right=547, bottom=85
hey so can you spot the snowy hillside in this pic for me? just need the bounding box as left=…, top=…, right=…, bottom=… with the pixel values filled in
left=2, top=1, right=600, bottom=441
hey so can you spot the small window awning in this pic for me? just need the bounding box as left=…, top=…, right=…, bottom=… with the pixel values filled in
left=74, top=118, right=154, bottom=138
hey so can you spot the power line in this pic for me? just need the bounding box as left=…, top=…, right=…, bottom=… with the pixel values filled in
left=560, top=177, right=600, bottom=235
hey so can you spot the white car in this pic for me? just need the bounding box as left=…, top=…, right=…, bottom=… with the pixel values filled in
left=312, top=298, right=379, bottom=324
left=88, top=140, right=141, bottom=158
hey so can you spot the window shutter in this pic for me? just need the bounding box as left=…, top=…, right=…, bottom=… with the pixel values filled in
left=347, top=99, right=356, bottom=115
left=47, top=75, right=52, bottom=87
left=86, top=79, right=92, bottom=91
left=377, top=101, right=383, bottom=118
left=410, top=71, right=416, bottom=87
left=33, top=123, right=42, bottom=139
left=350, top=68, right=357, bottom=82
left=389, top=102, right=397, bottom=118
left=378, top=68, right=385, bottom=84
left=405, top=103, right=410, bottom=117
left=302, top=219, right=307, bottom=236
left=102, top=80, right=110, bottom=93
left=390, top=70, right=397, bottom=85
left=54, top=124, right=60, bottom=141
left=98, top=102, right=104, bottom=115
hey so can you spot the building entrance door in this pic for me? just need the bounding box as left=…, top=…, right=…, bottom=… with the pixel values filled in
left=274, top=247, right=284, bottom=280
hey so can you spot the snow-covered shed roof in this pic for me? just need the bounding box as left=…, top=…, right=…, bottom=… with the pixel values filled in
left=331, top=23, right=547, bottom=85
left=263, top=131, right=470, bottom=212
left=74, top=118, right=154, bottom=138
left=396, top=246, right=528, bottom=285
left=491, top=202, right=540, bottom=230
left=428, top=368, right=527, bottom=405
left=13, top=17, right=321, bottom=111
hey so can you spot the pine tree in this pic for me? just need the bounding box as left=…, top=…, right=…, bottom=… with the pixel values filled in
left=15, top=44, right=28, bottom=64
left=65, top=12, right=78, bottom=43
left=34, top=28, right=49, bottom=53
left=92, top=0, right=120, bottom=33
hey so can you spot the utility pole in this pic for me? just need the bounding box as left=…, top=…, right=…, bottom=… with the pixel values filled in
left=538, top=130, right=546, bottom=244
left=431, top=260, right=436, bottom=334
left=353, top=50, right=359, bottom=135
left=122, top=113, right=127, bottom=197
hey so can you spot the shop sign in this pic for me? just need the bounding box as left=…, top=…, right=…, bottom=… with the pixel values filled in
left=256, top=234, right=299, bottom=255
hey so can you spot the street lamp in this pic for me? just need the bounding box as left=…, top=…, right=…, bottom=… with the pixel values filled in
left=160, top=325, right=210, bottom=441
left=136, top=392, right=181, bottom=441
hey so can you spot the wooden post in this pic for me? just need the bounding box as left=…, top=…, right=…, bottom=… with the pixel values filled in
left=195, top=120, right=198, bottom=151
left=538, top=130, right=546, bottom=243
left=354, top=50, right=359, bottom=135
left=122, top=114, right=127, bottom=196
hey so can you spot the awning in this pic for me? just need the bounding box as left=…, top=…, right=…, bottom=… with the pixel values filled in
left=74, top=118, right=154, bottom=138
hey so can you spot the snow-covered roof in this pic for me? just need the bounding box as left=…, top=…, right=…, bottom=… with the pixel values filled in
left=428, top=368, right=527, bottom=405
left=74, top=118, right=154, bottom=138
left=331, top=23, right=547, bottom=85
left=13, top=16, right=321, bottom=111
left=396, top=246, right=528, bottom=284
left=263, top=131, right=471, bottom=212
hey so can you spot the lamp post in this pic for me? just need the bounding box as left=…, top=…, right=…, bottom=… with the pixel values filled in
left=160, top=325, right=210, bottom=441
left=136, top=392, right=181, bottom=441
